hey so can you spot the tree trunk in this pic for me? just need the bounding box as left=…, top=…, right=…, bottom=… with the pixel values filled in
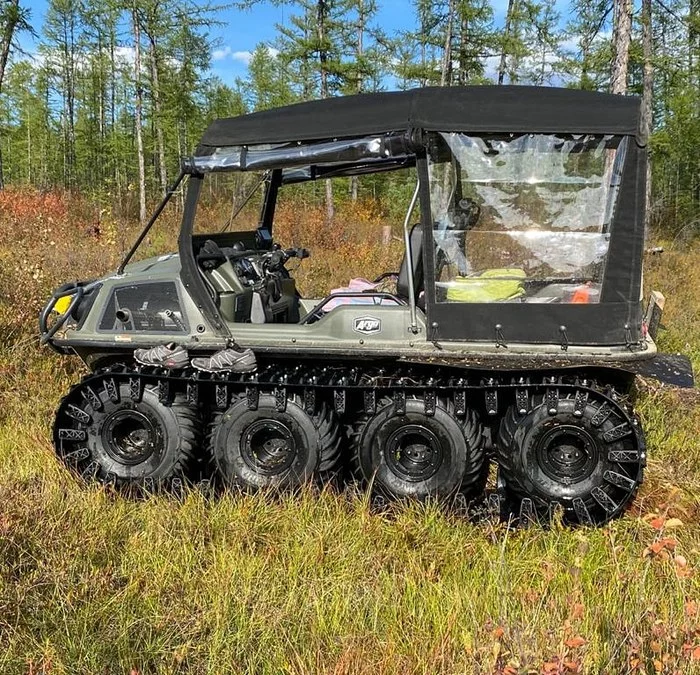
left=133, top=7, right=147, bottom=226
left=149, top=35, right=168, bottom=196
left=317, top=0, right=328, bottom=98
left=610, top=0, right=632, bottom=94
left=177, top=123, right=185, bottom=211
left=109, top=25, right=118, bottom=195
left=497, top=0, right=516, bottom=85
left=0, top=0, right=20, bottom=97
left=62, top=12, right=76, bottom=188
left=27, top=112, right=31, bottom=183
left=641, top=0, right=653, bottom=234
left=458, top=14, right=469, bottom=84
left=96, top=29, right=105, bottom=187
left=317, top=0, right=334, bottom=221
left=419, top=1, right=427, bottom=87
left=440, top=0, right=454, bottom=86
left=351, top=0, right=365, bottom=202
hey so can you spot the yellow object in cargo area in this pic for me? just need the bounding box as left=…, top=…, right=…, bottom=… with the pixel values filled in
left=446, top=269, right=526, bottom=303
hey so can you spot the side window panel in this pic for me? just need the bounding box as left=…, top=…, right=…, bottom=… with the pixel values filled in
left=98, top=282, right=188, bottom=333
left=428, top=133, right=628, bottom=304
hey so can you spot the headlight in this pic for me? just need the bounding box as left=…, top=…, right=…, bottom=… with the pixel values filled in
left=40, top=281, right=101, bottom=346
left=54, top=295, right=74, bottom=315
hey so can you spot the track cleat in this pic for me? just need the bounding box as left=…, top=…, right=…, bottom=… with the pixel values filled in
left=134, top=342, right=189, bottom=369
left=191, top=345, right=257, bottom=373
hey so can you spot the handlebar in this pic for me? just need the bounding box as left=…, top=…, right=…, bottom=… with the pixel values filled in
left=264, top=247, right=310, bottom=272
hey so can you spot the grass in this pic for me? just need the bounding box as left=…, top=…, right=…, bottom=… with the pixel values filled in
left=1, top=187, right=700, bottom=674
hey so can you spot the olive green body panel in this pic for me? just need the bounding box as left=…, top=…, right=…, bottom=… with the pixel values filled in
left=55, top=253, right=660, bottom=368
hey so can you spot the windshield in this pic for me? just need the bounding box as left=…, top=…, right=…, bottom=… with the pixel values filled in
left=427, top=132, right=628, bottom=304
left=193, top=171, right=268, bottom=235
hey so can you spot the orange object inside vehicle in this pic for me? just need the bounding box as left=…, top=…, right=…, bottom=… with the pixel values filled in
left=571, top=284, right=591, bottom=304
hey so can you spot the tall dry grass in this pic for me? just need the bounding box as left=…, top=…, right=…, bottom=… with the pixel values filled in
left=0, top=186, right=699, bottom=674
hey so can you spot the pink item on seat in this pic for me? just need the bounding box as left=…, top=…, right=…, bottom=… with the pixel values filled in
left=323, top=278, right=399, bottom=311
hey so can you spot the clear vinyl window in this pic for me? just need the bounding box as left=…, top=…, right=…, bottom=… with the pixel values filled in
left=428, top=133, right=628, bottom=304
left=193, top=171, right=268, bottom=235
left=98, top=282, right=187, bottom=333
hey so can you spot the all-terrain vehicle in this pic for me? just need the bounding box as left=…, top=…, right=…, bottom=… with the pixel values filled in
left=41, top=86, right=694, bottom=526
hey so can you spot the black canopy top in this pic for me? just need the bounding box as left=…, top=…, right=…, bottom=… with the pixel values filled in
left=198, top=86, right=641, bottom=150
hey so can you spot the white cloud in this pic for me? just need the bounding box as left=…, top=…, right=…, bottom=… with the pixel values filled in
left=212, top=46, right=233, bottom=61
left=114, top=46, right=137, bottom=66
left=232, top=50, right=254, bottom=65
left=212, top=45, right=280, bottom=66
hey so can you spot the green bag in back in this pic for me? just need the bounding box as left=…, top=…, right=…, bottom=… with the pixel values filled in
left=445, top=268, right=526, bottom=303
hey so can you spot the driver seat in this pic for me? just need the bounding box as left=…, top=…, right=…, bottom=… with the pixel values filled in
left=396, top=223, right=424, bottom=303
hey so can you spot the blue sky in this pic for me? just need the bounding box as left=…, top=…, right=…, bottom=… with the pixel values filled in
left=18, top=0, right=515, bottom=85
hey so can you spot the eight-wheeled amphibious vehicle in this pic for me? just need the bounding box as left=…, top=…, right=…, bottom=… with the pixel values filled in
left=41, top=86, right=694, bottom=526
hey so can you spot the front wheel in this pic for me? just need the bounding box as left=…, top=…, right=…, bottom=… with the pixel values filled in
left=496, top=388, right=645, bottom=526
left=54, top=375, right=198, bottom=486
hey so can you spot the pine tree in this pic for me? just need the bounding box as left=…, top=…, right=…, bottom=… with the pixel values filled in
left=0, top=0, right=30, bottom=93
left=43, top=0, right=83, bottom=187
left=0, top=0, right=31, bottom=187
left=241, top=43, right=296, bottom=110
left=561, top=0, right=612, bottom=90
left=275, top=0, right=345, bottom=219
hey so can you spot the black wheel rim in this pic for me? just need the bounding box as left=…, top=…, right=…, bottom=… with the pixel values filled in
left=535, top=425, right=599, bottom=484
left=241, top=420, right=297, bottom=476
left=385, top=425, right=443, bottom=482
left=102, top=409, right=161, bottom=465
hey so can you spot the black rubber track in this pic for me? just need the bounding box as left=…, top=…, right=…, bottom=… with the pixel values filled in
left=315, top=399, right=343, bottom=474
left=53, top=367, right=198, bottom=488
left=350, top=395, right=486, bottom=502
left=496, top=388, right=645, bottom=526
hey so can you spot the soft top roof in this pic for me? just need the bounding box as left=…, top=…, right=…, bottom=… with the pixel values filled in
left=199, top=86, right=641, bottom=150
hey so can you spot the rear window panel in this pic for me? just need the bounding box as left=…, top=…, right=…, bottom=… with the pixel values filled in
left=427, top=133, right=628, bottom=305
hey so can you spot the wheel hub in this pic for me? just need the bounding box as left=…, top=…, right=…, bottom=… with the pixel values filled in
left=385, top=425, right=443, bottom=482
left=242, top=420, right=296, bottom=476
left=536, top=424, right=599, bottom=484
left=102, top=409, right=161, bottom=465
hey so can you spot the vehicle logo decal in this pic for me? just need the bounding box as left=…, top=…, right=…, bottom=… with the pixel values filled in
left=353, top=316, right=381, bottom=335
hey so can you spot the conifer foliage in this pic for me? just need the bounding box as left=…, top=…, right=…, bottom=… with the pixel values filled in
left=0, top=0, right=698, bottom=231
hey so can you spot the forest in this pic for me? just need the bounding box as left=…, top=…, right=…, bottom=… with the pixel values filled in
left=0, top=0, right=699, bottom=236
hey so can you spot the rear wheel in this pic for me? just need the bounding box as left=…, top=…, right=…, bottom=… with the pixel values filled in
left=351, top=396, right=486, bottom=502
left=496, top=389, right=645, bottom=526
left=54, top=376, right=197, bottom=487
left=209, top=393, right=322, bottom=490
